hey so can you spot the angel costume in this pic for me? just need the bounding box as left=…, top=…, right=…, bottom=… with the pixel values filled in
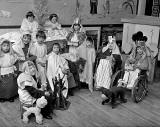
left=79, top=42, right=96, bottom=92
left=47, top=52, right=69, bottom=98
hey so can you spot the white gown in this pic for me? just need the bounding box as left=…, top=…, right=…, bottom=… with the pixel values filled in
left=47, top=52, right=68, bottom=98
left=29, top=42, right=47, bottom=86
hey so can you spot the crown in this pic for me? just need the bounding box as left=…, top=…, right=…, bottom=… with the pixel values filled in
left=73, top=17, right=81, bottom=24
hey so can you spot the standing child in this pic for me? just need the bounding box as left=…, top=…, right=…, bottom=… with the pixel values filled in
left=29, top=30, right=47, bottom=89
left=12, top=33, right=37, bottom=72
left=47, top=43, right=69, bottom=98
left=20, top=11, right=39, bottom=41
left=79, top=37, right=96, bottom=92
left=0, top=40, right=18, bottom=102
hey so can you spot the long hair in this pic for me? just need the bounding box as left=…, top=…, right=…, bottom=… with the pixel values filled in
left=0, top=39, right=14, bottom=57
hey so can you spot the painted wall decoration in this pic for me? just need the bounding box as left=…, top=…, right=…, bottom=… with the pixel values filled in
left=90, top=0, right=98, bottom=15
left=0, top=10, right=11, bottom=18
left=33, top=0, right=49, bottom=26
left=0, top=0, right=138, bottom=26
left=121, top=0, right=135, bottom=14
left=103, top=0, right=110, bottom=16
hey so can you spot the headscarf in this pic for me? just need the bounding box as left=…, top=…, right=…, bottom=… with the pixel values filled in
left=102, top=36, right=120, bottom=55
left=18, top=61, right=38, bottom=90
left=0, top=38, right=14, bottom=57
left=22, top=61, right=38, bottom=76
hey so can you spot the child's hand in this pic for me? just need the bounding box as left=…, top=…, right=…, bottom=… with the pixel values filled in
left=133, top=64, right=138, bottom=70
left=62, top=68, right=69, bottom=75
left=38, top=62, right=46, bottom=67
left=45, top=91, right=50, bottom=96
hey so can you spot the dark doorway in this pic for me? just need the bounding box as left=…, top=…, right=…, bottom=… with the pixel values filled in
left=145, top=0, right=153, bottom=16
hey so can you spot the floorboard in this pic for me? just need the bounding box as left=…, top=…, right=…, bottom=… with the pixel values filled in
left=0, top=82, right=160, bottom=127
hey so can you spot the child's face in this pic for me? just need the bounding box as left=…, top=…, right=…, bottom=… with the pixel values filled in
left=37, top=36, right=45, bottom=44
left=73, top=24, right=80, bottom=31
left=52, top=45, right=60, bottom=54
left=28, top=64, right=36, bottom=75
left=1, top=43, right=10, bottom=53
left=86, top=40, right=92, bottom=47
left=137, top=47, right=143, bottom=55
left=22, top=35, right=31, bottom=44
left=51, top=17, right=57, bottom=24
left=108, top=42, right=114, bottom=49
left=27, top=16, right=34, bottom=22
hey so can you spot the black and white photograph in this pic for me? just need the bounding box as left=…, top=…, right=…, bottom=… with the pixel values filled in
left=0, top=0, right=160, bottom=127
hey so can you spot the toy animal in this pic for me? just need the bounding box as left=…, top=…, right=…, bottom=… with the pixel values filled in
left=22, top=96, right=47, bottom=124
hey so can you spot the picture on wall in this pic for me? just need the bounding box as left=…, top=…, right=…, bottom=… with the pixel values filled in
left=90, top=0, right=98, bottom=14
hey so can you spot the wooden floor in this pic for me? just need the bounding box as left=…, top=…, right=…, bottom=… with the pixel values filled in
left=0, top=82, right=160, bottom=127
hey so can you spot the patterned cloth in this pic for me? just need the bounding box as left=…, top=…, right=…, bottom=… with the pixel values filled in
left=95, top=59, right=112, bottom=89
left=0, top=74, right=18, bottom=99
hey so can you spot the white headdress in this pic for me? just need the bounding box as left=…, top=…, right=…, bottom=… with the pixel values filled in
left=71, top=17, right=85, bottom=32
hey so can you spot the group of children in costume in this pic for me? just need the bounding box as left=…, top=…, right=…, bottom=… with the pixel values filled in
left=0, top=10, right=152, bottom=123
left=0, top=11, right=97, bottom=121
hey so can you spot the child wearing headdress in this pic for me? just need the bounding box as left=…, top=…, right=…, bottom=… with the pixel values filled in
left=118, top=43, right=148, bottom=89
left=66, top=17, right=86, bottom=59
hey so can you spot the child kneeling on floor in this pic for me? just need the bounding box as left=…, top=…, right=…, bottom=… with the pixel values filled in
left=99, top=84, right=127, bottom=109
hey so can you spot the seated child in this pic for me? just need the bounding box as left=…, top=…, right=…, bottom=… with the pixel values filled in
left=17, top=61, right=54, bottom=119
left=20, top=11, right=39, bottom=41
left=100, top=86, right=127, bottom=109
left=44, top=13, right=68, bottom=41
left=118, top=45, right=148, bottom=89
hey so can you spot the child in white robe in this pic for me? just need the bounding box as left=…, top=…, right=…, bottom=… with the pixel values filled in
left=29, top=31, right=47, bottom=89
left=20, top=11, right=39, bottom=42
left=79, top=37, right=96, bottom=92
left=47, top=43, right=69, bottom=98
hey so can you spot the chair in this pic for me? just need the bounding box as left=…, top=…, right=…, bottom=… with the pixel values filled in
left=110, top=69, right=148, bottom=103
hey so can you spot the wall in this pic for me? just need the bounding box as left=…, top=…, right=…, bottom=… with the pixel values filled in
left=0, top=0, right=138, bottom=26
left=0, top=0, right=33, bottom=26
left=47, top=0, right=137, bottom=25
